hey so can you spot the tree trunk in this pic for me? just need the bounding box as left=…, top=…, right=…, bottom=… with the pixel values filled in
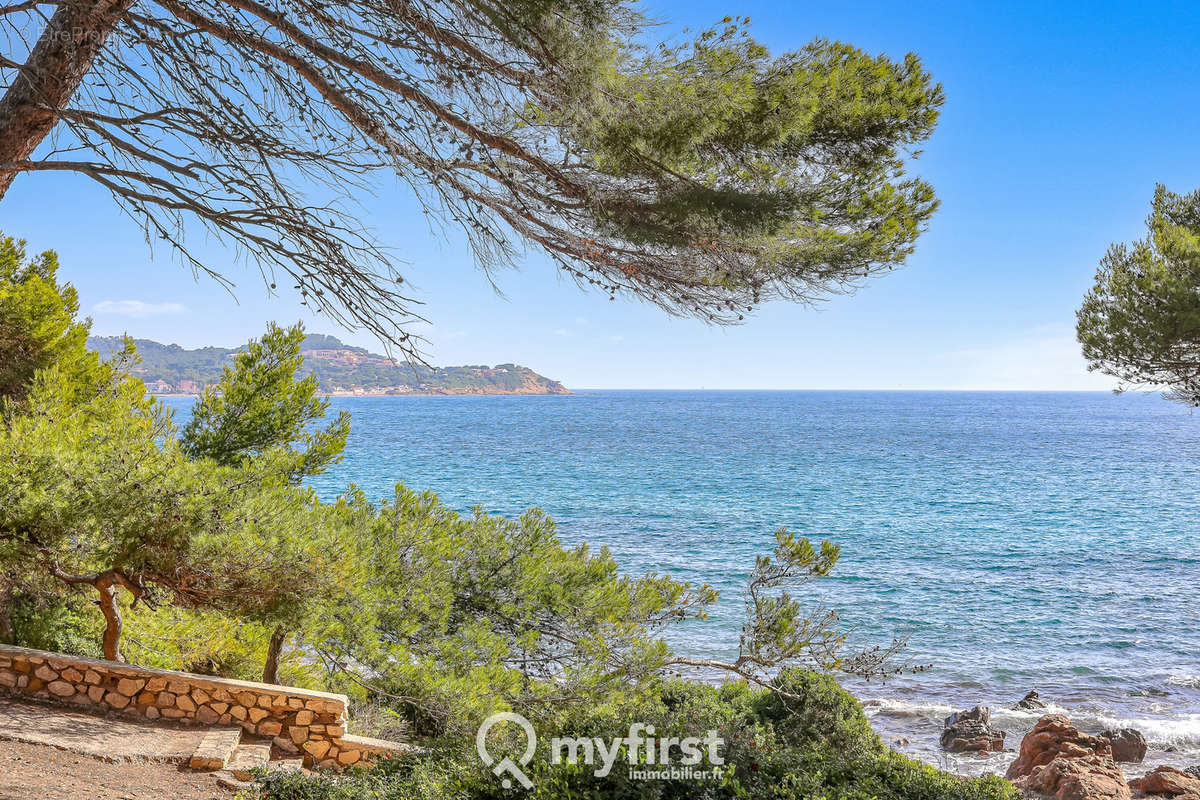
left=0, top=0, right=132, bottom=198
left=0, top=575, right=14, bottom=645
left=262, top=625, right=286, bottom=684
left=94, top=575, right=124, bottom=662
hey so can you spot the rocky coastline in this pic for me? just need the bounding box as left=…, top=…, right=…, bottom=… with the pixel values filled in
left=924, top=691, right=1200, bottom=800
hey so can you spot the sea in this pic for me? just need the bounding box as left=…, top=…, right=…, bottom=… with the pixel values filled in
left=178, top=390, right=1200, bottom=777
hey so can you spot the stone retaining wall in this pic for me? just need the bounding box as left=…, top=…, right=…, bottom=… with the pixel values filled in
left=0, top=644, right=406, bottom=769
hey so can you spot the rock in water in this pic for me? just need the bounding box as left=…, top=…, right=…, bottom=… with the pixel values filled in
left=1100, top=728, right=1147, bottom=764
left=940, top=705, right=1005, bottom=753
left=1015, top=689, right=1048, bottom=710
left=1129, top=765, right=1200, bottom=797
left=1184, top=765, right=1200, bottom=779
left=1007, top=714, right=1131, bottom=800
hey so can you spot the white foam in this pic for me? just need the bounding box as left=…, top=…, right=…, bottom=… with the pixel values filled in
left=1084, top=713, right=1200, bottom=749
left=860, top=697, right=955, bottom=718
left=1165, top=675, right=1200, bottom=689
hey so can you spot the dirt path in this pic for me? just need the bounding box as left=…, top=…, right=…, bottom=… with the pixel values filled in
left=0, top=697, right=207, bottom=761
left=0, top=739, right=236, bottom=800
left=0, top=698, right=240, bottom=799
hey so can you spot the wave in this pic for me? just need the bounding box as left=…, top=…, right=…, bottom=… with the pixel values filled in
left=1166, top=675, right=1200, bottom=689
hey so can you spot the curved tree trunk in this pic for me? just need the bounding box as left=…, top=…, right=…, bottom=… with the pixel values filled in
left=93, top=574, right=125, bottom=662
left=43, top=562, right=140, bottom=662
left=262, top=625, right=286, bottom=684
left=0, top=0, right=132, bottom=198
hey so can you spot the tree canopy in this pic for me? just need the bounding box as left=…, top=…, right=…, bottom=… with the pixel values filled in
left=1, top=1, right=942, bottom=357
left=0, top=353, right=351, bottom=661
left=1076, top=184, right=1200, bottom=405
left=181, top=321, right=350, bottom=481
left=0, top=234, right=101, bottom=404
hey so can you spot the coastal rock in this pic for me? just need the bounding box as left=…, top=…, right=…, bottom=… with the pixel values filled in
left=1007, top=714, right=1131, bottom=800
left=1016, top=690, right=1049, bottom=710
left=1020, top=753, right=1131, bottom=800
left=1129, top=766, right=1200, bottom=797
left=940, top=705, right=1005, bottom=753
left=1100, top=728, right=1146, bottom=764
left=1007, top=714, right=1113, bottom=778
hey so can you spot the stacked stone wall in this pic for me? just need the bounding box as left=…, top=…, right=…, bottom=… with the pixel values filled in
left=0, top=644, right=405, bottom=769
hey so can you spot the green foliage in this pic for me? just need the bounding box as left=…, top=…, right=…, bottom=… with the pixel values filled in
left=8, top=591, right=104, bottom=658
left=535, top=20, right=943, bottom=312
left=181, top=322, right=350, bottom=480
left=1077, top=184, right=1200, bottom=405
left=0, top=328, right=355, bottom=660
left=122, top=602, right=305, bottom=681
left=753, top=668, right=881, bottom=753
left=0, top=233, right=103, bottom=406
left=244, top=674, right=1016, bottom=800
left=310, top=485, right=715, bottom=736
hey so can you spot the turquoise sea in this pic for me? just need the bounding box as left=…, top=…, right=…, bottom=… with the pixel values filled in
left=196, top=390, right=1200, bottom=776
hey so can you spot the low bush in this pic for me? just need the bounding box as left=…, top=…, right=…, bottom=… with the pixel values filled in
left=244, top=671, right=1016, bottom=800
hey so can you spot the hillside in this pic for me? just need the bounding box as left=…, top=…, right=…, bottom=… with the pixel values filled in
left=86, top=335, right=570, bottom=396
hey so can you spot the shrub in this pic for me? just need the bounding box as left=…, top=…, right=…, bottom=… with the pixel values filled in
left=8, top=591, right=103, bottom=659
left=244, top=674, right=1017, bottom=800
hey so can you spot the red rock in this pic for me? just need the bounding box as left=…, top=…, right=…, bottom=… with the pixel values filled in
left=1007, top=715, right=1114, bottom=780
left=1007, top=715, right=1131, bottom=800
left=1129, top=766, right=1200, bottom=797
left=1021, top=753, right=1129, bottom=800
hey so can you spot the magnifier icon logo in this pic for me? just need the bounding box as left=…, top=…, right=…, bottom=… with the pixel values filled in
left=476, top=711, right=536, bottom=789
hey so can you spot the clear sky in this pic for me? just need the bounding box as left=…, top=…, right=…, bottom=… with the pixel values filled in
left=4, top=0, right=1200, bottom=389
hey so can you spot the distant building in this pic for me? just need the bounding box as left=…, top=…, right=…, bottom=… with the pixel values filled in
left=146, top=379, right=172, bottom=393
left=178, top=379, right=201, bottom=393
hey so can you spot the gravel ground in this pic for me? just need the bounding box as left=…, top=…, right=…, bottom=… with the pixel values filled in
left=0, top=739, right=236, bottom=800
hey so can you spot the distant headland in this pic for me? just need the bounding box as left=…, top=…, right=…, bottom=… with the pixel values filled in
left=87, top=334, right=570, bottom=396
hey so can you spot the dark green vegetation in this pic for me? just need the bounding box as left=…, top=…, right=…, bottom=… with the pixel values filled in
left=1077, top=185, right=1200, bottom=406
left=86, top=335, right=569, bottom=395
left=0, top=232, right=1017, bottom=800
left=2, top=0, right=942, bottom=358
left=250, top=673, right=1015, bottom=800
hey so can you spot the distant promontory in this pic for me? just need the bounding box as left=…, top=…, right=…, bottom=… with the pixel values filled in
left=87, top=334, right=570, bottom=396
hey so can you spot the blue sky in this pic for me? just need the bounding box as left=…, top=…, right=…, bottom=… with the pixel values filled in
left=4, top=0, right=1200, bottom=389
